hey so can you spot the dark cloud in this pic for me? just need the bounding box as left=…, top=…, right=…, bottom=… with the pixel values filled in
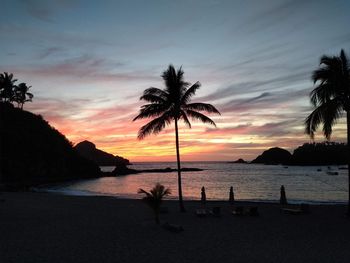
left=38, top=47, right=65, bottom=59
left=19, top=0, right=76, bottom=22
left=234, top=0, right=315, bottom=35
left=218, top=88, right=309, bottom=114
left=6, top=54, right=157, bottom=83
left=199, top=71, right=309, bottom=102
left=205, top=120, right=298, bottom=138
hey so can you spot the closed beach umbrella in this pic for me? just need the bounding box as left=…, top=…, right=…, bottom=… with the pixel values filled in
left=280, top=185, right=287, bottom=205
left=229, top=186, right=235, bottom=204
left=201, top=186, right=206, bottom=204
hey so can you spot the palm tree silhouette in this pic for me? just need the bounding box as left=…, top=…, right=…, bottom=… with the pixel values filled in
left=0, top=72, right=17, bottom=102
left=133, top=65, right=220, bottom=212
left=138, top=183, right=171, bottom=224
left=305, top=49, right=350, bottom=214
left=14, top=83, right=33, bottom=109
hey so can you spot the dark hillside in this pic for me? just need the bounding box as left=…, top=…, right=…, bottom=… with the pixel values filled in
left=0, top=103, right=100, bottom=187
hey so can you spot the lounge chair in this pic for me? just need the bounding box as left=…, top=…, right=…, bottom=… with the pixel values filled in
left=210, top=207, right=221, bottom=217
left=232, top=206, right=259, bottom=216
left=196, top=208, right=207, bottom=217
left=162, top=222, right=184, bottom=233
left=248, top=206, right=259, bottom=216
left=281, top=204, right=310, bottom=215
left=232, top=206, right=244, bottom=216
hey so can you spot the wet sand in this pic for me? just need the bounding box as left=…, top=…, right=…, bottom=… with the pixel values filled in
left=0, top=192, right=349, bottom=263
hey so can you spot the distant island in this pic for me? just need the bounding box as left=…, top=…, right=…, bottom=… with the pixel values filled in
left=251, top=147, right=292, bottom=165
left=108, top=166, right=203, bottom=176
left=246, top=143, right=348, bottom=165
left=75, top=140, right=130, bottom=166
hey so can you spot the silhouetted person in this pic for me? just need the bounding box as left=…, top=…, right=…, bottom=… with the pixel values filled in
left=229, top=186, right=234, bottom=205
left=280, top=185, right=287, bottom=205
left=201, top=186, right=206, bottom=205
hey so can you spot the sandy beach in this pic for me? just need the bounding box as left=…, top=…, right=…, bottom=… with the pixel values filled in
left=0, top=192, right=349, bottom=263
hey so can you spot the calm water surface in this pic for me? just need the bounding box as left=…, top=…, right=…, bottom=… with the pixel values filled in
left=44, top=162, right=348, bottom=204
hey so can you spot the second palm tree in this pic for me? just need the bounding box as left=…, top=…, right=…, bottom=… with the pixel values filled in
left=133, top=65, right=220, bottom=212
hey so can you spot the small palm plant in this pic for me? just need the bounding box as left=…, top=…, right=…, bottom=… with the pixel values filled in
left=138, top=183, right=171, bottom=224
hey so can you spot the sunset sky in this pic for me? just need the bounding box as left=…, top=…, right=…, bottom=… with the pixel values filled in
left=1, top=0, right=350, bottom=162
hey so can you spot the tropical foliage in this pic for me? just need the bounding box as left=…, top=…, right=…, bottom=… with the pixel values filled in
left=305, top=49, right=350, bottom=214
left=133, top=65, right=220, bottom=212
left=0, top=72, right=33, bottom=109
left=138, top=183, right=171, bottom=224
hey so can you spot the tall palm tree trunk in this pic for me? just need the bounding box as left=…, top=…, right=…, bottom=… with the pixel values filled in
left=347, top=110, right=350, bottom=215
left=174, top=118, right=185, bottom=212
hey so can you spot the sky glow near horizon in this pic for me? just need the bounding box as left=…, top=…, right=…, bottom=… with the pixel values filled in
left=1, top=0, right=350, bottom=161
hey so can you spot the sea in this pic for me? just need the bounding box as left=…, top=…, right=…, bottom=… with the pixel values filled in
left=41, top=162, right=348, bottom=204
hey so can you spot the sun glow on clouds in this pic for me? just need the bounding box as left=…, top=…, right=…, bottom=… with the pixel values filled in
left=1, top=0, right=350, bottom=161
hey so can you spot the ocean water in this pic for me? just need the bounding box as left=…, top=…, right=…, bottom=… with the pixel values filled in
left=43, top=162, right=348, bottom=204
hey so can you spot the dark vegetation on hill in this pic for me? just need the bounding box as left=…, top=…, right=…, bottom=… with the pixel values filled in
left=291, top=142, right=348, bottom=165
left=74, top=140, right=130, bottom=166
left=250, top=143, right=348, bottom=165
left=0, top=103, right=100, bottom=188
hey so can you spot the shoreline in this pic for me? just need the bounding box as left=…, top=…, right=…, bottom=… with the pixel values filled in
left=31, top=187, right=348, bottom=205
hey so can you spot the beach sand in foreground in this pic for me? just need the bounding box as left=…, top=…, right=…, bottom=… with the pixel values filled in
left=0, top=192, right=349, bottom=263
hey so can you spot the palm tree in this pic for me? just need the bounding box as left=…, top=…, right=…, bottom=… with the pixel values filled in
left=0, top=72, right=17, bottom=103
left=138, top=183, right=171, bottom=224
left=133, top=65, right=220, bottom=212
left=305, top=49, right=350, bottom=214
left=14, top=83, right=33, bottom=109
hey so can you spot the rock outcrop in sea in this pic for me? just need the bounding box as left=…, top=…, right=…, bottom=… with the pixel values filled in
left=75, top=140, right=130, bottom=166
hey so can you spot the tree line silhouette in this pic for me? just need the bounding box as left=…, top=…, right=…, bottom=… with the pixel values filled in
left=0, top=72, right=33, bottom=109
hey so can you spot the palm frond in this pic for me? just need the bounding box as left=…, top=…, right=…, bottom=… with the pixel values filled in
left=133, top=103, right=169, bottom=121
left=138, top=183, right=171, bottom=206
left=137, top=188, right=152, bottom=197
left=140, top=94, right=166, bottom=104
left=305, top=99, right=343, bottom=139
left=185, top=109, right=217, bottom=127
left=181, top=81, right=201, bottom=104
left=26, top=92, right=34, bottom=100
left=180, top=110, right=191, bottom=128
left=137, top=111, right=172, bottom=139
left=141, top=87, right=168, bottom=100
left=310, top=82, right=338, bottom=106
left=162, top=65, right=177, bottom=92
left=184, top=103, right=221, bottom=114
left=162, top=65, right=188, bottom=97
